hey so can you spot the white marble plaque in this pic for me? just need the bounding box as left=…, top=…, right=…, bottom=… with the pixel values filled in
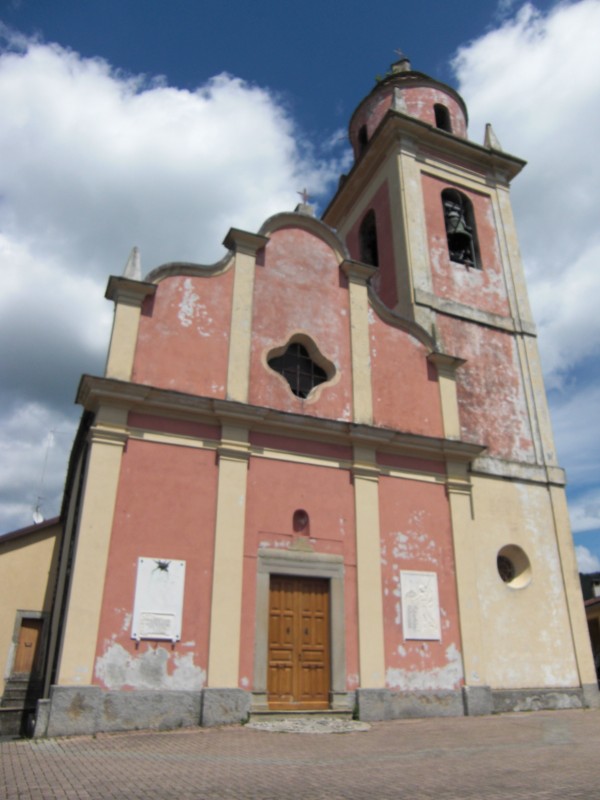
left=400, top=570, right=441, bottom=641
left=131, top=557, right=185, bottom=641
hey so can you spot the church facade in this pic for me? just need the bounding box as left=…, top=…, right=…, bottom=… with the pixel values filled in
left=5, top=58, right=597, bottom=736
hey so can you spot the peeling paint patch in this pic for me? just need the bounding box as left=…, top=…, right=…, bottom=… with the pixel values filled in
left=386, top=643, right=463, bottom=690
left=178, top=278, right=200, bottom=328
left=347, top=673, right=359, bottom=689
left=95, top=642, right=206, bottom=691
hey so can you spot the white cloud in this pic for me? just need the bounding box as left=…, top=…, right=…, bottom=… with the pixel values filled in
left=0, top=402, right=76, bottom=527
left=0, top=29, right=345, bottom=533
left=549, top=382, right=600, bottom=488
left=452, top=0, right=600, bottom=386
left=569, top=489, right=600, bottom=534
left=575, top=545, right=600, bottom=574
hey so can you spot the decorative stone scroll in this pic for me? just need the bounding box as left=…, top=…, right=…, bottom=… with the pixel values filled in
left=400, top=570, right=441, bottom=641
left=131, top=557, right=186, bottom=642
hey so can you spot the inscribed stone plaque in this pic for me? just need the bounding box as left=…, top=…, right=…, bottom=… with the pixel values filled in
left=400, top=570, right=441, bottom=641
left=131, top=557, right=185, bottom=641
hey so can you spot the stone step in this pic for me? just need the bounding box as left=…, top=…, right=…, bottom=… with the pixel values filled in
left=0, top=707, right=35, bottom=737
left=1, top=681, right=43, bottom=709
left=249, top=709, right=353, bottom=723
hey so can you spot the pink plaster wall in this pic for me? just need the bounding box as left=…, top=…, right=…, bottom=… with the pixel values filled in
left=438, top=315, right=534, bottom=462
left=248, top=227, right=353, bottom=422
left=345, top=181, right=398, bottom=308
left=422, top=174, right=510, bottom=318
left=128, top=412, right=220, bottom=442
left=132, top=271, right=233, bottom=397
left=250, top=431, right=352, bottom=462
left=93, top=439, right=218, bottom=690
left=377, top=452, right=445, bottom=476
left=378, top=476, right=463, bottom=689
left=369, top=313, right=444, bottom=437
left=238, top=454, right=359, bottom=691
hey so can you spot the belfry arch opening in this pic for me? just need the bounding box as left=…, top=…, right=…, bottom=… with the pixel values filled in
left=359, top=209, right=379, bottom=267
left=441, top=188, right=480, bottom=268
left=434, top=104, right=452, bottom=133
left=357, top=125, right=368, bottom=157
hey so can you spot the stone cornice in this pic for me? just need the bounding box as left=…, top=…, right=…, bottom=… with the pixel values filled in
left=415, top=289, right=537, bottom=336
left=76, top=374, right=485, bottom=465
left=472, top=455, right=567, bottom=486
left=76, top=376, right=566, bottom=486
left=324, top=108, right=526, bottom=226
left=427, top=352, right=466, bottom=375
left=222, top=227, right=269, bottom=257
left=105, top=276, right=157, bottom=306
left=341, top=259, right=378, bottom=284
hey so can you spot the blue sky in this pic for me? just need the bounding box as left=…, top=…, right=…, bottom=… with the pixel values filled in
left=0, top=0, right=558, bottom=142
left=0, top=0, right=599, bottom=571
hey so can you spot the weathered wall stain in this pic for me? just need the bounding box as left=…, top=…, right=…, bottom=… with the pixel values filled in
left=95, top=642, right=206, bottom=691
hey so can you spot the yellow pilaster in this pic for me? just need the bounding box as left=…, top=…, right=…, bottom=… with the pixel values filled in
left=352, top=445, right=385, bottom=688
left=104, top=277, right=156, bottom=381
left=57, top=407, right=128, bottom=685
left=223, top=229, right=268, bottom=403
left=396, top=144, right=433, bottom=307
left=549, top=484, right=598, bottom=693
left=207, top=424, right=250, bottom=687
left=341, top=261, right=376, bottom=425
left=427, top=353, right=465, bottom=439
left=446, top=462, right=486, bottom=687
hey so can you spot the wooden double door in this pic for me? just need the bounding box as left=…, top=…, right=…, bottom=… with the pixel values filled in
left=267, top=576, right=330, bottom=709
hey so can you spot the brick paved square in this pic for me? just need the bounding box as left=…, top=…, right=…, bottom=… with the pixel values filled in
left=2, top=710, right=600, bottom=799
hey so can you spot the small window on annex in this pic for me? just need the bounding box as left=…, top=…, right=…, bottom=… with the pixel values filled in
left=267, top=341, right=332, bottom=399
left=434, top=104, right=452, bottom=133
left=441, top=188, right=480, bottom=268
left=359, top=209, right=379, bottom=267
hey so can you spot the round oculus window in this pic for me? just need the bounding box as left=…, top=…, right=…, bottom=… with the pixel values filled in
left=496, top=545, right=531, bottom=589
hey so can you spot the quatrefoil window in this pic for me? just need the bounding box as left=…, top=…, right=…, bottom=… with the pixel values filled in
left=267, top=338, right=334, bottom=399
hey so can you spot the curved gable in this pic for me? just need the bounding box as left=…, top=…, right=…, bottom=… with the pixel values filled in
left=248, top=223, right=353, bottom=421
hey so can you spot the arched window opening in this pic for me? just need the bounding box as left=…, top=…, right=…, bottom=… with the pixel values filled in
left=357, top=125, right=368, bottom=156
left=441, top=189, right=480, bottom=268
left=293, top=509, right=310, bottom=534
left=359, top=209, right=379, bottom=267
left=434, top=104, right=452, bottom=133
left=268, top=342, right=329, bottom=399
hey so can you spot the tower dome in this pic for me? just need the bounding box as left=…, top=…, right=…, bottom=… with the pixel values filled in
left=349, top=56, right=469, bottom=160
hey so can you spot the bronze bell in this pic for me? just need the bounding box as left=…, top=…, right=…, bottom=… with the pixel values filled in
left=443, top=200, right=472, bottom=236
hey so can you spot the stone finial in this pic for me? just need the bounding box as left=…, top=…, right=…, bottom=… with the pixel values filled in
left=294, top=202, right=315, bottom=216
left=391, top=49, right=411, bottom=73
left=484, top=123, right=502, bottom=151
left=123, top=246, right=141, bottom=280
left=295, top=188, right=315, bottom=216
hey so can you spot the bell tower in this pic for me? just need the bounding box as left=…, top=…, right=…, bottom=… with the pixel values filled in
left=324, top=57, right=599, bottom=710
left=324, top=54, right=546, bottom=467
